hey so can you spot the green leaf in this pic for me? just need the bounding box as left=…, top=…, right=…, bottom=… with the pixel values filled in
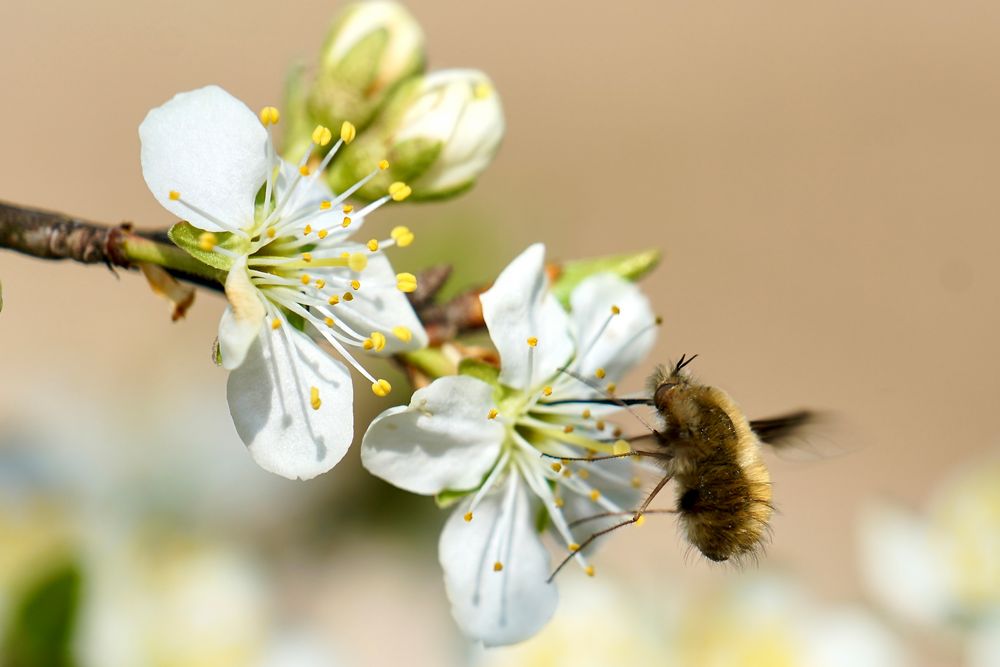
left=434, top=487, right=474, bottom=509
left=1, top=561, right=82, bottom=667
left=457, top=358, right=500, bottom=386
left=551, top=248, right=661, bottom=308
left=167, top=222, right=248, bottom=272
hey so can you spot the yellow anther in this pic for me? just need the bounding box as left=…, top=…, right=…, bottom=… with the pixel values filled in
left=527, top=337, right=538, bottom=347
left=635, top=514, right=646, bottom=527
left=311, top=124, right=333, bottom=146
left=266, top=227, right=276, bottom=238
left=300, top=274, right=311, bottom=285
left=258, top=106, right=280, bottom=125
left=585, top=565, right=596, bottom=577
left=543, top=386, right=553, bottom=397
left=493, top=561, right=504, bottom=572
left=396, top=272, right=417, bottom=293
left=563, top=424, right=575, bottom=434
left=596, top=420, right=606, bottom=431
left=464, top=512, right=473, bottom=522
left=613, top=427, right=623, bottom=438
left=342, top=204, right=353, bottom=213
left=487, top=408, right=499, bottom=420
left=390, top=226, right=414, bottom=247
left=388, top=181, right=412, bottom=201
left=631, top=476, right=642, bottom=488
left=378, top=159, right=390, bottom=170
left=582, top=409, right=591, bottom=419
left=589, top=489, right=601, bottom=501
left=606, top=382, right=617, bottom=394
left=318, top=229, right=328, bottom=240
left=367, top=239, right=380, bottom=252
left=392, top=326, right=413, bottom=343
left=310, top=386, right=322, bottom=410
left=655, top=315, right=664, bottom=325
left=342, top=216, right=352, bottom=228
left=328, top=295, right=340, bottom=305
left=343, top=292, right=354, bottom=301
left=320, top=200, right=332, bottom=210
left=303, top=225, right=312, bottom=236
left=562, top=468, right=572, bottom=478
left=299, top=165, right=310, bottom=176
left=569, top=543, right=580, bottom=552
left=363, top=338, right=374, bottom=351
left=612, top=440, right=631, bottom=456
left=595, top=368, right=606, bottom=379
left=168, top=190, right=181, bottom=201
left=371, top=379, right=392, bottom=397
left=370, top=332, right=387, bottom=352
left=271, top=318, right=282, bottom=330
left=315, top=278, right=326, bottom=289
left=302, top=252, right=313, bottom=263
left=578, top=468, right=590, bottom=480
left=351, top=279, right=361, bottom=290
left=324, top=317, right=334, bottom=327
left=474, top=82, right=492, bottom=99
left=341, top=251, right=350, bottom=259
left=611, top=305, right=621, bottom=315
left=348, top=253, right=368, bottom=272
left=550, top=462, right=562, bottom=473
left=340, top=121, right=356, bottom=144
left=197, top=231, right=217, bottom=252
left=554, top=497, right=565, bottom=508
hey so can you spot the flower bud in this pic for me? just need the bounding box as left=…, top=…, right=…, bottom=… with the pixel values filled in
left=308, top=1, right=426, bottom=131
left=326, top=69, right=505, bottom=201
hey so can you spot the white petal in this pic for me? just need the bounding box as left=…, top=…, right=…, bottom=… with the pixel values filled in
left=439, top=477, right=558, bottom=646
left=570, top=272, right=656, bottom=382
left=317, top=245, right=427, bottom=354
left=480, top=244, right=573, bottom=391
left=361, top=376, right=504, bottom=495
left=856, top=503, right=951, bottom=626
left=218, top=256, right=266, bottom=370
left=227, top=321, right=353, bottom=480
left=140, top=85, right=269, bottom=232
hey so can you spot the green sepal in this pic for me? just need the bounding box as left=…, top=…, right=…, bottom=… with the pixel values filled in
left=331, top=29, right=387, bottom=92
left=389, top=137, right=442, bottom=182
left=167, top=222, right=249, bottom=272
left=551, top=248, right=661, bottom=308
left=285, top=310, right=306, bottom=332
left=1, top=560, right=81, bottom=667
left=535, top=502, right=551, bottom=534
left=435, top=487, right=474, bottom=509
left=280, top=61, right=316, bottom=164
left=400, top=348, right=457, bottom=380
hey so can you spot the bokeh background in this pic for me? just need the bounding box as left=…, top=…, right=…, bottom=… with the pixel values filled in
left=2, top=1, right=999, bottom=665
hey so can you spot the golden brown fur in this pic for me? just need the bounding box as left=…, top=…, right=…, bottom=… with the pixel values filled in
left=649, top=361, right=773, bottom=563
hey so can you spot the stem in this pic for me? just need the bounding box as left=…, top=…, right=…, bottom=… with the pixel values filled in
left=0, top=199, right=223, bottom=284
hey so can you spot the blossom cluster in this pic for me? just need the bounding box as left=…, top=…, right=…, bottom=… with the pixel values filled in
left=138, top=0, right=660, bottom=649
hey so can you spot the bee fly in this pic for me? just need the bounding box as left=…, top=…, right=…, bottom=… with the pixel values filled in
left=547, top=354, right=814, bottom=580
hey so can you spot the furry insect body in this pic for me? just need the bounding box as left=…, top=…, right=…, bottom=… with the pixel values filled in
left=547, top=355, right=811, bottom=580
left=648, top=358, right=772, bottom=562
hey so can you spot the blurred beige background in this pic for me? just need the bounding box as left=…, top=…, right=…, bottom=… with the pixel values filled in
left=2, top=1, right=999, bottom=665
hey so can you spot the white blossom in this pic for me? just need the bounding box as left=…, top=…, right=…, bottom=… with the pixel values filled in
left=361, top=243, right=658, bottom=645
left=140, top=85, right=427, bottom=480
